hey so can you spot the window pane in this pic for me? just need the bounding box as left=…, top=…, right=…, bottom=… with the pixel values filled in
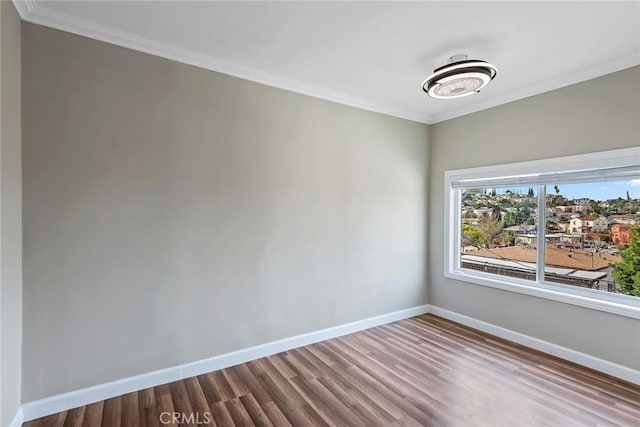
left=545, top=181, right=639, bottom=297
left=460, top=186, right=538, bottom=281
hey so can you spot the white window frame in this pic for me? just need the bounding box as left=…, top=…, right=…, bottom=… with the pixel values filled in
left=444, top=147, right=640, bottom=319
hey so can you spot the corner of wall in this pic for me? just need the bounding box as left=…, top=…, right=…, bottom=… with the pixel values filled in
left=424, top=122, right=433, bottom=305
left=1, top=0, right=23, bottom=426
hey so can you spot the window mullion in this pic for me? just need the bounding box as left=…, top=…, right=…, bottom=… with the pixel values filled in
left=536, top=184, right=546, bottom=283
left=453, top=188, right=461, bottom=271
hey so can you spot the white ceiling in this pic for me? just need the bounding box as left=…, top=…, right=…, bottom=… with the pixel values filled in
left=13, top=1, right=640, bottom=124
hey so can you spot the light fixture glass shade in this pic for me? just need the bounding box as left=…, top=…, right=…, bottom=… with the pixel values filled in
left=428, top=72, right=491, bottom=99
left=422, top=59, right=497, bottom=100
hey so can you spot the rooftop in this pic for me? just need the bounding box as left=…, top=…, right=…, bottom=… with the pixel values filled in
left=461, top=255, right=608, bottom=281
left=471, top=244, right=621, bottom=271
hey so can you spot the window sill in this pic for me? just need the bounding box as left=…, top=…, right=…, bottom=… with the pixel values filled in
left=444, top=269, right=640, bottom=319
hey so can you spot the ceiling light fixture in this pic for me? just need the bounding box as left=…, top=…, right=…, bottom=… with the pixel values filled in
left=422, top=54, right=497, bottom=100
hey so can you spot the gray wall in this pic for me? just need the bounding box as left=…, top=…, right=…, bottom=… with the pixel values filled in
left=0, top=1, right=22, bottom=424
left=430, top=66, right=640, bottom=370
left=21, top=23, right=429, bottom=401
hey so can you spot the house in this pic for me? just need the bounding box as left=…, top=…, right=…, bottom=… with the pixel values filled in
left=504, top=224, right=537, bottom=234
left=569, top=216, right=609, bottom=234
left=573, top=198, right=591, bottom=206
left=555, top=205, right=576, bottom=213
left=610, top=214, right=638, bottom=225
left=610, top=224, right=633, bottom=245
left=585, top=232, right=606, bottom=242
left=1, top=1, right=638, bottom=426
left=513, top=232, right=563, bottom=246
left=575, top=204, right=592, bottom=213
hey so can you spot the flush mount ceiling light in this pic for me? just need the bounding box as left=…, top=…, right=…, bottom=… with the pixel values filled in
left=422, top=54, right=498, bottom=100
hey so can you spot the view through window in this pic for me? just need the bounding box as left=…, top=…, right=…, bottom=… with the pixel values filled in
left=458, top=178, right=639, bottom=298
left=461, top=186, right=538, bottom=281
left=543, top=181, right=638, bottom=296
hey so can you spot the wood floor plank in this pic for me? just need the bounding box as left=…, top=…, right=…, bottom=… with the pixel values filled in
left=279, top=404, right=329, bottom=427
left=139, top=404, right=160, bottom=427
left=264, top=354, right=296, bottom=379
left=196, top=373, right=225, bottom=404
left=22, top=314, right=640, bottom=427
left=303, top=343, right=347, bottom=370
left=246, top=358, right=307, bottom=410
left=207, top=401, right=235, bottom=427
left=154, top=384, right=176, bottom=427
left=317, top=375, right=396, bottom=426
left=222, top=366, right=252, bottom=398
left=239, top=393, right=274, bottom=427
left=232, top=363, right=274, bottom=406
left=337, top=365, right=436, bottom=425
left=50, top=412, right=68, bottom=427
left=260, top=401, right=292, bottom=427
left=28, top=412, right=66, bottom=427
left=183, top=377, right=212, bottom=411
left=288, top=375, right=352, bottom=426
left=224, top=397, right=254, bottom=425
left=283, top=349, right=324, bottom=379
left=81, top=401, right=104, bottom=427
left=139, top=387, right=156, bottom=409
left=209, top=370, right=236, bottom=402
left=138, top=388, right=159, bottom=427
left=62, top=406, right=85, bottom=427
left=100, top=396, right=121, bottom=427
left=120, top=391, right=139, bottom=427
left=169, top=381, right=195, bottom=426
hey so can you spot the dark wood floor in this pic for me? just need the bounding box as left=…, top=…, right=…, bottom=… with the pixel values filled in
left=24, top=314, right=640, bottom=427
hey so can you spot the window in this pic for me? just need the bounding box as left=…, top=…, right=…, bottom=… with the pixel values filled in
left=444, top=148, right=640, bottom=318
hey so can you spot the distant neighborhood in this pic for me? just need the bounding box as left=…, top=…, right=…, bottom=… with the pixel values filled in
left=460, top=187, right=639, bottom=295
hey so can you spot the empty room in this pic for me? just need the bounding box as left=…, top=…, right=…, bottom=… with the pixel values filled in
left=1, top=1, right=639, bottom=426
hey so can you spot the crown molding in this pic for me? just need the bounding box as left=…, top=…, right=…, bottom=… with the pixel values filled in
left=429, top=52, right=640, bottom=124
left=11, top=0, right=35, bottom=17
left=12, top=1, right=640, bottom=126
left=11, top=0, right=431, bottom=124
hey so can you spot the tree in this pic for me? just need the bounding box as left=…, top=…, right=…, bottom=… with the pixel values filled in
left=503, top=230, right=516, bottom=246
left=462, top=224, right=480, bottom=248
left=550, top=194, right=567, bottom=207
left=588, top=200, right=608, bottom=216
left=554, top=185, right=560, bottom=195
left=502, top=211, right=517, bottom=228
left=489, top=204, right=501, bottom=222
left=527, top=187, right=534, bottom=197
left=613, top=225, right=640, bottom=297
left=502, top=206, right=531, bottom=228
left=477, top=213, right=503, bottom=249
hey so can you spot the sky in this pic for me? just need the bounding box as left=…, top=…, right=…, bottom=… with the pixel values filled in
left=549, top=180, right=640, bottom=201
left=491, top=179, right=640, bottom=201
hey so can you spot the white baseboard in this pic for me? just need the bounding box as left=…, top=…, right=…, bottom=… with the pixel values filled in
left=19, top=303, right=639, bottom=423
left=429, top=306, right=640, bottom=385
left=7, top=408, right=23, bottom=427
left=20, top=304, right=430, bottom=422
